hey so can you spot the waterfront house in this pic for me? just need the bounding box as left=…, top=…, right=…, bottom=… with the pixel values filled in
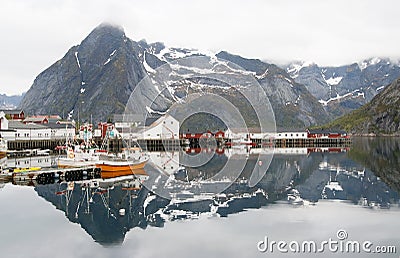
left=275, top=131, right=308, bottom=139
left=6, top=121, right=51, bottom=141
left=307, top=129, right=348, bottom=139
left=48, top=122, right=75, bottom=140
left=125, top=114, right=179, bottom=141
left=0, top=109, right=25, bottom=121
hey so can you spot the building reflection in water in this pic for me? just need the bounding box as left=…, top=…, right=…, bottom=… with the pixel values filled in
left=23, top=144, right=399, bottom=245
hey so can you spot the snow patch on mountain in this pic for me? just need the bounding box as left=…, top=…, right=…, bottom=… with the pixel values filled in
left=318, top=89, right=364, bottom=106
left=103, top=49, right=117, bottom=65
left=286, top=61, right=314, bottom=78
left=74, top=51, right=81, bottom=70
left=358, top=57, right=382, bottom=70
left=325, top=76, right=343, bottom=86
left=376, top=85, right=385, bottom=91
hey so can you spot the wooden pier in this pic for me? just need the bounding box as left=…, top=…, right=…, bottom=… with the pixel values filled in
left=273, top=138, right=351, bottom=148
left=8, top=139, right=65, bottom=151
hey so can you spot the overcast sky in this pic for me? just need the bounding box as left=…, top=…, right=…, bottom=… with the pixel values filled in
left=1, top=0, right=399, bottom=95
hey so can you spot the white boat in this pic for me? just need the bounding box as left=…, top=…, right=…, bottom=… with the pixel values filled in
left=58, top=145, right=100, bottom=168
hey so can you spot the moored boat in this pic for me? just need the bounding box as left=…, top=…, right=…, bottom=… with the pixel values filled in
left=58, top=145, right=100, bottom=168
left=11, top=167, right=41, bottom=173
left=96, top=147, right=149, bottom=178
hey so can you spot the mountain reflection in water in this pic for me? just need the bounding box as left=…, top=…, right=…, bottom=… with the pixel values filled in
left=25, top=139, right=400, bottom=246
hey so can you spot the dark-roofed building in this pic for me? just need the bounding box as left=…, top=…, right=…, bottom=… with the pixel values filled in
left=1, top=120, right=75, bottom=142
left=0, top=109, right=24, bottom=121
left=23, top=115, right=62, bottom=124
left=5, top=120, right=51, bottom=141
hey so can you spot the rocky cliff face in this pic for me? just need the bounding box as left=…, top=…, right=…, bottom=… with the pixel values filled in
left=286, top=59, right=400, bottom=118
left=19, top=24, right=147, bottom=123
left=20, top=23, right=329, bottom=128
left=217, top=52, right=329, bottom=128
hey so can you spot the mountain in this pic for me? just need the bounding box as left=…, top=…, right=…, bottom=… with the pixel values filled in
left=20, top=23, right=329, bottom=129
left=0, top=93, right=24, bottom=110
left=19, top=23, right=147, bottom=122
left=215, top=52, right=329, bottom=129
left=322, top=77, right=400, bottom=135
left=285, top=58, right=400, bottom=118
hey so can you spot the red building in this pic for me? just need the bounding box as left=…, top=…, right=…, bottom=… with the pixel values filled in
left=0, top=109, right=25, bottom=120
left=98, top=122, right=114, bottom=138
left=307, top=129, right=348, bottom=138
left=23, top=115, right=63, bottom=124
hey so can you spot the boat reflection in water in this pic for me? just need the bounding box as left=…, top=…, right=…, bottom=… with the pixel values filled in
left=27, top=143, right=399, bottom=246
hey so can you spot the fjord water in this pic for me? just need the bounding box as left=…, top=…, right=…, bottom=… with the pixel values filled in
left=0, top=137, right=399, bottom=258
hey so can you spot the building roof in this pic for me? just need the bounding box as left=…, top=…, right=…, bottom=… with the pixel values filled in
left=23, top=117, right=48, bottom=123
left=0, top=109, right=23, bottom=115
left=45, top=122, right=75, bottom=129
left=8, top=121, right=48, bottom=130
left=225, top=127, right=263, bottom=134
left=307, top=129, right=347, bottom=134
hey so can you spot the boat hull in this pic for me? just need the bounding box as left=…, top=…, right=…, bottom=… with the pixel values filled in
left=96, top=160, right=147, bottom=179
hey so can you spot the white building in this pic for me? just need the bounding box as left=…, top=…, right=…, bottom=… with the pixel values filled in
left=130, top=114, right=179, bottom=140
left=114, top=114, right=144, bottom=140
left=5, top=121, right=51, bottom=141
left=0, top=116, right=76, bottom=142
left=49, top=123, right=75, bottom=140
left=0, top=111, right=9, bottom=130
left=274, top=131, right=308, bottom=139
left=224, top=128, right=274, bottom=141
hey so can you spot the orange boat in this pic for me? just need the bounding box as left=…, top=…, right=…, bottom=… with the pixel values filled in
left=96, top=147, right=149, bottom=179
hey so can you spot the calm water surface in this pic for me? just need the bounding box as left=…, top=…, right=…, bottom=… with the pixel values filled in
left=0, top=137, right=399, bottom=258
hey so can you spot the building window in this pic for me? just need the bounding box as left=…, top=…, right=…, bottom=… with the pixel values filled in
left=171, top=121, right=173, bottom=124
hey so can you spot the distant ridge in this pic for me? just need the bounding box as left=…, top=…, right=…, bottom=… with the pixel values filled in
left=320, top=77, right=400, bottom=135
